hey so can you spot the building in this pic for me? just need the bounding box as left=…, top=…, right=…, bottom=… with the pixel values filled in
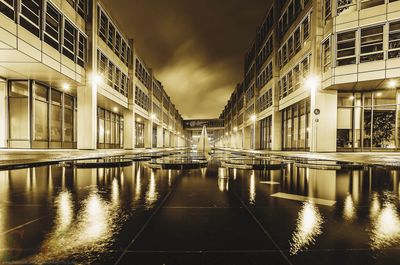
left=216, top=0, right=400, bottom=152
left=0, top=0, right=188, bottom=150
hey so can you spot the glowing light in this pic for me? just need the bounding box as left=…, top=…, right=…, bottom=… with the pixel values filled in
left=111, top=178, right=119, bottom=206
left=370, top=193, right=380, bottom=219
left=249, top=171, right=256, bottom=205
left=62, top=83, right=70, bottom=91
left=250, top=114, right=257, bottom=122
left=376, top=92, right=382, bottom=97
left=150, top=113, right=156, bottom=120
left=225, top=132, right=229, bottom=136
left=218, top=177, right=229, bottom=192
left=388, top=80, right=397, bottom=89
left=169, top=126, right=172, bottom=130
left=113, top=107, right=119, bottom=112
left=349, top=96, right=355, bottom=100
left=55, top=191, right=73, bottom=232
left=233, top=126, right=238, bottom=132
left=91, top=72, right=103, bottom=86
left=305, top=75, right=319, bottom=91
left=343, top=194, right=355, bottom=222
left=290, top=201, right=324, bottom=255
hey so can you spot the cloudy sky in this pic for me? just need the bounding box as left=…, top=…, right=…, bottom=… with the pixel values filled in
left=103, top=0, right=271, bottom=119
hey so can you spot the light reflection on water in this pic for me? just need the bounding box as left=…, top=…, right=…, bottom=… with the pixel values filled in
left=343, top=194, right=355, bottom=222
left=369, top=194, right=400, bottom=250
left=32, top=189, right=120, bottom=263
left=145, top=170, right=159, bottom=208
left=290, top=201, right=324, bottom=255
left=249, top=170, right=256, bottom=205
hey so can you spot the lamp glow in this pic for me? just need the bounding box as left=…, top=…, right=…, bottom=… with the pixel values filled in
left=250, top=114, right=257, bottom=122
left=388, top=80, right=397, bottom=89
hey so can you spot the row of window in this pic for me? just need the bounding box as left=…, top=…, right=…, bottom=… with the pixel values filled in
left=278, top=0, right=310, bottom=39
left=337, top=0, right=400, bottom=16
left=256, top=35, right=273, bottom=71
left=336, top=21, right=400, bottom=66
left=257, top=88, right=273, bottom=113
left=135, top=86, right=150, bottom=111
left=278, top=12, right=311, bottom=68
left=153, top=81, right=163, bottom=102
left=256, top=61, right=273, bottom=89
left=65, top=0, right=86, bottom=20
left=97, top=5, right=130, bottom=67
left=0, top=0, right=87, bottom=67
left=246, top=104, right=255, bottom=120
left=257, top=8, right=274, bottom=48
left=245, top=84, right=255, bottom=103
left=153, top=103, right=162, bottom=120
left=163, top=112, right=169, bottom=126
left=279, top=54, right=311, bottom=100
left=97, top=50, right=129, bottom=97
left=135, top=59, right=152, bottom=88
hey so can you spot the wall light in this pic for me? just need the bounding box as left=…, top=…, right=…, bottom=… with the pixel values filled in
left=91, top=72, right=103, bottom=86
left=113, top=107, right=119, bottom=112
left=305, top=75, right=319, bottom=91
left=150, top=113, right=156, bottom=120
left=233, top=126, right=238, bottom=132
left=63, top=83, right=70, bottom=91
left=388, top=80, right=397, bottom=89
left=250, top=114, right=257, bottom=122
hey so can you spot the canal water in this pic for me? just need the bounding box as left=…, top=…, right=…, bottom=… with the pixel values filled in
left=0, top=155, right=399, bottom=264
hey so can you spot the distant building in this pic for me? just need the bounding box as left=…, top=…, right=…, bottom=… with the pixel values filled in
left=0, top=0, right=188, bottom=149
left=216, top=0, right=400, bottom=152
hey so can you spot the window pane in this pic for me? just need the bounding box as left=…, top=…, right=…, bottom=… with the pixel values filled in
left=35, top=100, right=48, bottom=140
left=51, top=105, right=62, bottom=141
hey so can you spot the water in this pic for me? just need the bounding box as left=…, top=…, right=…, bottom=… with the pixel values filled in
left=0, top=156, right=399, bottom=264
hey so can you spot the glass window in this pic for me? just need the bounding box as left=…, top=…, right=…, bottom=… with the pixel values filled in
left=77, top=0, right=85, bottom=19
left=51, top=90, right=62, bottom=142
left=98, top=8, right=107, bottom=41
left=360, top=25, right=384, bottom=63
left=322, top=38, right=331, bottom=72
left=9, top=81, right=29, bottom=140
left=389, top=21, right=400, bottom=59
left=108, top=61, right=114, bottom=87
left=77, top=33, right=87, bottom=67
left=19, top=0, right=41, bottom=37
left=324, top=0, right=331, bottom=22
left=337, top=0, right=356, bottom=15
left=337, top=31, right=356, bottom=66
left=0, top=0, right=15, bottom=20
left=361, top=0, right=385, bottom=9
left=63, top=19, right=76, bottom=61
left=108, top=23, right=115, bottom=49
left=44, top=3, right=60, bottom=50
left=302, top=16, right=309, bottom=41
left=115, top=32, right=121, bottom=57
left=294, top=27, right=301, bottom=52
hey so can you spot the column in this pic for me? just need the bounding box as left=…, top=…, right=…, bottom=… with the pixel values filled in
left=254, top=121, right=261, bottom=150
left=144, top=119, right=152, bottom=148
left=271, top=107, right=282, bottom=151
left=123, top=107, right=135, bottom=149
left=77, top=83, right=97, bottom=150
left=157, top=125, right=163, bottom=148
left=243, top=127, right=251, bottom=149
left=0, top=80, right=7, bottom=148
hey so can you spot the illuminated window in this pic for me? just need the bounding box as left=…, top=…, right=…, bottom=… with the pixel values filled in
left=337, top=31, right=356, bottom=66
left=360, top=25, right=384, bottom=63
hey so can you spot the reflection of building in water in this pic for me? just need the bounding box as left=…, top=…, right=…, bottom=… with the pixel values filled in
left=290, top=201, right=324, bottom=255
left=111, top=178, right=120, bottom=207
left=218, top=177, right=229, bottom=192
left=55, top=191, right=73, bottom=232
left=343, top=194, right=355, bottom=222
left=0, top=171, right=9, bottom=251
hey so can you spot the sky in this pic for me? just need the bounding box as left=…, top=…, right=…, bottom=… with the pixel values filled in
left=103, top=0, right=271, bottom=119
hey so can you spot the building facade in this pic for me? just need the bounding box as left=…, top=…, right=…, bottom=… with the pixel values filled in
left=216, top=0, right=400, bottom=152
left=0, top=0, right=188, bottom=149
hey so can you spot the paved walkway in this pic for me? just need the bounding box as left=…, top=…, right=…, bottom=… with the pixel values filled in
left=216, top=148, right=400, bottom=167
left=0, top=148, right=187, bottom=169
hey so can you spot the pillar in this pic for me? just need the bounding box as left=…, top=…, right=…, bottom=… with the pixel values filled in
left=144, top=119, right=152, bottom=148
left=310, top=89, right=338, bottom=152
left=0, top=80, right=7, bottom=148
left=243, top=127, right=251, bottom=150
left=123, top=107, right=135, bottom=149
left=77, top=83, right=97, bottom=150
left=157, top=125, right=163, bottom=148
left=254, top=121, right=261, bottom=150
left=271, top=107, right=282, bottom=151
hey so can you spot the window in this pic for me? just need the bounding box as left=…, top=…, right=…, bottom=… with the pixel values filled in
left=121, top=41, right=127, bottom=63
left=51, top=90, right=62, bottom=142
left=98, top=51, right=107, bottom=74
left=108, top=23, right=115, bottom=49
left=9, top=81, right=30, bottom=142
left=389, top=21, right=400, bottom=59
left=63, top=19, right=76, bottom=61
left=360, top=25, right=384, bottom=63
left=44, top=3, right=60, bottom=50
left=77, top=33, right=87, bottom=67
left=108, top=61, right=114, bottom=87
left=33, top=83, right=48, bottom=141
left=302, top=17, right=309, bottom=41
left=0, top=0, right=15, bottom=20
left=302, top=57, right=309, bottom=77
left=114, top=68, right=121, bottom=91
left=115, top=32, right=121, bottom=57
left=99, top=9, right=107, bottom=41
left=294, top=27, right=301, bottom=52
left=19, top=0, right=41, bottom=37
left=337, top=31, right=356, bottom=66
left=361, top=0, right=384, bottom=9
left=322, top=38, right=331, bottom=72
left=66, top=0, right=75, bottom=8
left=337, top=0, right=356, bottom=15
left=77, top=0, right=85, bottom=19
left=324, top=0, right=331, bottom=22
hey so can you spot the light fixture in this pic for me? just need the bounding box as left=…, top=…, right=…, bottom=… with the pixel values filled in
left=136, top=118, right=141, bottom=122
left=388, top=80, right=397, bottom=89
left=233, top=126, right=238, bottom=132
left=305, top=75, right=319, bottom=91
left=376, top=92, right=382, bottom=97
left=113, top=107, right=119, bottom=112
left=150, top=113, right=156, bottom=120
left=91, top=72, right=103, bottom=86
left=250, top=114, right=257, bottom=122
left=169, top=126, right=172, bottom=130
left=63, top=83, right=70, bottom=91
left=349, top=96, right=355, bottom=100
left=225, top=132, right=229, bottom=136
